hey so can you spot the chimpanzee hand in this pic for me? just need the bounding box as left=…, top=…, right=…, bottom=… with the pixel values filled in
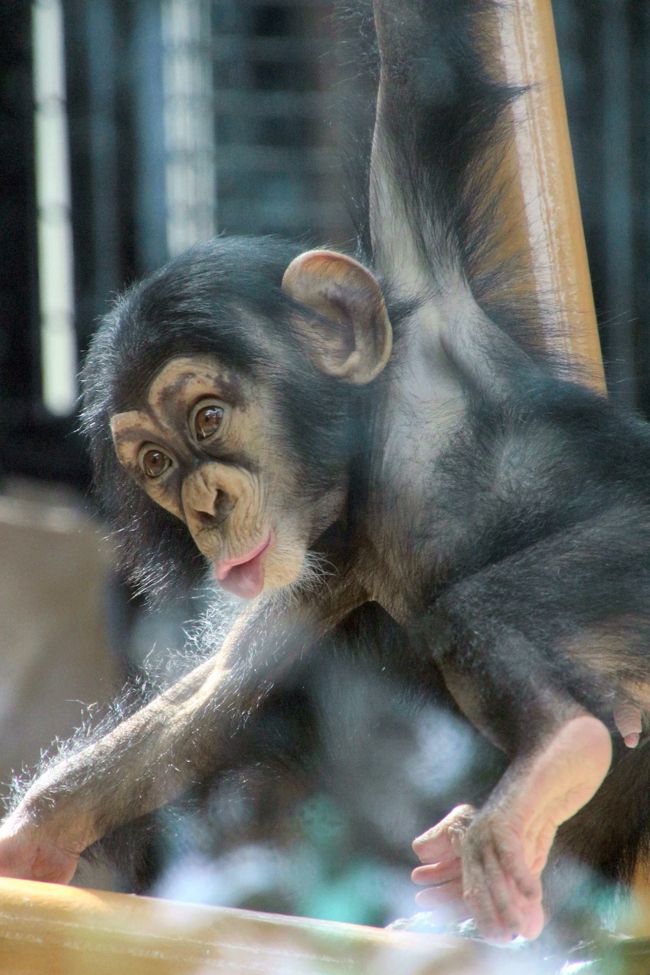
left=412, top=715, right=612, bottom=941
left=411, top=804, right=475, bottom=922
left=0, top=812, right=81, bottom=884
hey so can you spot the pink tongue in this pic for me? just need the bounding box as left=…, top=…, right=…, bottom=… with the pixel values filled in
left=218, top=552, right=265, bottom=599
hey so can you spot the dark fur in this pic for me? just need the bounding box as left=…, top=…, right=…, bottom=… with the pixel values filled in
left=82, top=236, right=369, bottom=596
left=86, top=604, right=504, bottom=904
left=16, top=0, right=650, bottom=936
left=363, top=0, right=650, bottom=895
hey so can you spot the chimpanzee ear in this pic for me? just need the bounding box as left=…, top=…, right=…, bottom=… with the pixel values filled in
left=281, top=250, right=393, bottom=384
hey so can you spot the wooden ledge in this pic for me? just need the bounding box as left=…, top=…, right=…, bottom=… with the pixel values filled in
left=0, top=877, right=514, bottom=975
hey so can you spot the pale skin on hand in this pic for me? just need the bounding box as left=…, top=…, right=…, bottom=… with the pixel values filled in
left=0, top=812, right=83, bottom=885
left=0, top=648, right=234, bottom=883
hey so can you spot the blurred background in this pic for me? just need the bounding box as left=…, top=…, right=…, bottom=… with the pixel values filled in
left=0, top=0, right=647, bottom=927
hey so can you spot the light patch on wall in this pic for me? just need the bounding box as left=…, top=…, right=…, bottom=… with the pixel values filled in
left=162, top=0, right=217, bottom=256
left=32, top=0, right=77, bottom=416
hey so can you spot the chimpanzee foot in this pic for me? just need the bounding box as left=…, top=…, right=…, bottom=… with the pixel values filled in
left=413, top=715, right=612, bottom=942
left=412, top=800, right=541, bottom=935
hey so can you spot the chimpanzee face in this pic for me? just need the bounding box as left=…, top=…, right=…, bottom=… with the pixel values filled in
left=110, top=355, right=344, bottom=599
left=108, top=250, right=392, bottom=599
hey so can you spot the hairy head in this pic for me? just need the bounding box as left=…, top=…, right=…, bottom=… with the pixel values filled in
left=82, top=236, right=392, bottom=600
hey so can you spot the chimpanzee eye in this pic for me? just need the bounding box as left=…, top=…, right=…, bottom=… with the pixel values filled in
left=191, top=400, right=226, bottom=442
left=139, top=446, right=172, bottom=479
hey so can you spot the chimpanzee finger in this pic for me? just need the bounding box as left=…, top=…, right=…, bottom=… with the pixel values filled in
left=412, top=858, right=462, bottom=887
left=412, top=804, right=475, bottom=862
left=414, top=879, right=467, bottom=915
left=464, top=841, right=523, bottom=941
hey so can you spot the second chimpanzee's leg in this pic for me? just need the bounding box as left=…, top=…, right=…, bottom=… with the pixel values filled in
left=411, top=509, right=650, bottom=940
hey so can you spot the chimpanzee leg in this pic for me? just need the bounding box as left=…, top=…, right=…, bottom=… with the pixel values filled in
left=412, top=651, right=611, bottom=939
left=545, top=737, right=650, bottom=935
left=410, top=516, right=650, bottom=940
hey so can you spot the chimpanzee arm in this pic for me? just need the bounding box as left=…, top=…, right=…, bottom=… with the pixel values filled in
left=0, top=652, right=222, bottom=884
left=0, top=578, right=364, bottom=884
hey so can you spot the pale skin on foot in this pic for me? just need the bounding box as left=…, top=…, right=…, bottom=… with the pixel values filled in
left=411, top=715, right=613, bottom=941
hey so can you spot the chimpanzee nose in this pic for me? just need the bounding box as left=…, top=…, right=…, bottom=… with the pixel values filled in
left=184, top=466, right=234, bottom=526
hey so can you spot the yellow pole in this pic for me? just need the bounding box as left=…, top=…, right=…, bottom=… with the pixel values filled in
left=490, top=0, right=605, bottom=390
left=0, top=877, right=501, bottom=975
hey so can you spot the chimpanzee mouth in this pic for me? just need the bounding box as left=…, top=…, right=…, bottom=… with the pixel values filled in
left=214, top=533, right=273, bottom=599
